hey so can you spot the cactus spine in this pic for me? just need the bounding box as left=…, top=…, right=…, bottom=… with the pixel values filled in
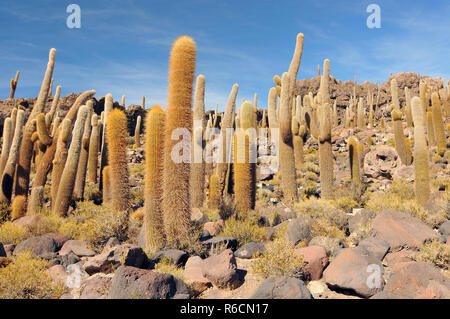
left=144, top=106, right=166, bottom=250
left=411, top=97, right=430, bottom=206
left=54, top=105, right=89, bottom=216
left=431, top=92, right=446, bottom=156
left=162, top=36, right=196, bottom=247
left=106, top=108, right=130, bottom=212
left=190, top=74, right=206, bottom=209
left=0, top=110, right=25, bottom=203
left=87, top=114, right=99, bottom=183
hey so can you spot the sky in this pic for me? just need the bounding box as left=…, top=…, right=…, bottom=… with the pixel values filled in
left=1, top=0, right=449, bottom=111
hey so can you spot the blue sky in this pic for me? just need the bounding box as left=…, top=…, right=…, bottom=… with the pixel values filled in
left=1, top=0, right=449, bottom=110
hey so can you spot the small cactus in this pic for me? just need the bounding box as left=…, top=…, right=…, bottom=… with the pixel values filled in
left=134, top=115, right=142, bottom=148
left=431, top=92, right=446, bottom=156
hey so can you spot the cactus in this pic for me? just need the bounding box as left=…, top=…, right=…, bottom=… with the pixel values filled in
left=279, top=72, right=297, bottom=203
left=87, top=114, right=100, bottom=183
left=134, top=115, right=142, bottom=148
left=73, top=101, right=94, bottom=201
left=391, top=109, right=408, bottom=165
left=102, top=166, right=111, bottom=204
left=0, top=118, right=13, bottom=179
left=426, top=110, right=436, bottom=146
left=11, top=195, right=26, bottom=220
left=36, top=113, right=52, bottom=145
left=431, top=92, right=446, bottom=156
left=54, top=105, right=89, bottom=216
left=391, top=79, right=400, bottom=110
left=357, top=98, right=365, bottom=129
left=292, top=95, right=305, bottom=169
left=162, top=36, right=196, bottom=247
left=318, top=102, right=334, bottom=199
left=48, top=78, right=54, bottom=97
left=28, top=186, right=44, bottom=215
left=106, top=108, right=130, bottom=212
left=348, top=137, right=361, bottom=198
left=208, top=174, right=221, bottom=210
left=405, top=137, right=412, bottom=165
left=9, top=71, right=20, bottom=99
left=190, top=74, right=206, bottom=209
left=411, top=96, right=430, bottom=206
left=216, top=83, right=239, bottom=198
left=405, top=87, right=413, bottom=127
left=48, top=85, right=61, bottom=122
left=0, top=109, right=25, bottom=203
left=15, top=48, right=56, bottom=201
left=144, top=106, right=166, bottom=250
left=99, top=93, right=114, bottom=191
left=319, top=59, right=330, bottom=105
left=142, top=96, right=146, bottom=108
left=50, top=118, right=72, bottom=209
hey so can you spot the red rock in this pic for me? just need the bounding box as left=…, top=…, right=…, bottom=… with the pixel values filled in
left=202, top=249, right=240, bottom=289
left=183, top=256, right=212, bottom=296
left=294, top=245, right=328, bottom=280
left=203, top=220, right=224, bottom=236
left=46, top=265, right=68, bottom=284
left=13, top=215, right=43, bottom=228
left=383, top=251, right=418, bottom=266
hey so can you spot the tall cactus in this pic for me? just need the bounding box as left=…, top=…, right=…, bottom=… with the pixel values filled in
left=0, top=118, right=13, bottom=179
left=190, top=74, right=206, bottom=209
left=87, top=114, right=100, bottom=183
left=48, top=85, right=61, bottom=122
left=9, top=71, right=20, bottom=99
left=99, top=93, right=114, bottom=190
left=208, top=174, right=221, bottom=210
left=426, top=109, right=436, bottom=146
left=292, top=95, right=305, bottom=169
left=391, top=109, right=409, bottom=165
left=162, top=36, right=196, bottom=247
left=404, top=87, right=413, bottom=127
left=411, top=96, right=430, bottom=206
left=73, top=101, right=94, bottom=201
left=106, top=108, right=130, bottom=212
left=134, top=115, right=142, bottom=148
left=15, top=48, right=56, bottom=201
left=318, top=102, right=334, bottom=199
left=348, top=137, right=361, bottom=198
left=54, top=105, right=89, bottom=216
left=0, top=110, right=25, bottom=203
left=144, top=106, right=166, bottom=251
left=102, top=166, right=111, bottom=204
left=431, top=92, right=446, bottom=156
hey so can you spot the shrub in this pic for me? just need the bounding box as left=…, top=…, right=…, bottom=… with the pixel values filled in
left=0, top=251, right=66, bottom=299
left=417, top=239, right=450, bottom=270
left=154, top=257, right=184, bottom=279
left=0, top=222, right=28, bottom=245
left=295, top=198, right=348, bottom=231
left=0, top=202, right=11, bottom=223
left=311, top=217, right=347, bottom=240
left=220, top=215, right=266, bottom=247
left=252, top=237, right=306, bottom=279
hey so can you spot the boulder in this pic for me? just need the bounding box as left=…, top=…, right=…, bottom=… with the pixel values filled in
left=234, top=242, right=266, bottom=259
left=13, top=235, right=57, bottom=258
left=294, top=245, right=329, bottom=280
left=358, top=237, right=390, bottom=261
left=151, top=249, right=189, bottom=267
left=384, top=262, right=450, bottom=298
left=202, top=249, right=240, bottom=289
left=203, top=220, right=224, bottom=237
left=46, top=265, right=69, bottom=284
left=43, top=233, right=70, bottom=250
left=439, top=221, right=450, bottom=237
left=364, top=146, right=401, bottom=179
left=60, top=240, right=96, bottom=257
left=183, top=256, right=212, bottom=296
left=202, top=236, right=238, bottom=253
left=382, top=250, right=419, bottom=267
left=371, top=210, right=439, bottom=250
left=323, top=247, right=384, bottom=298
left=308, top=236, right=345, bottom=257
left=285, top=217, right=313, bottom=245
left=109, top=266, right=188, bottom=299
left=79, top=274, right=113, bottom=299
left=13, top=215, right=43, bottom=229
left=250, top=276, right=312, bottom=299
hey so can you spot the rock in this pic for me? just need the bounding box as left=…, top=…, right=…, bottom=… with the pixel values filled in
left=0, top=242, right=5, bottom=257
left=358, top=237, right=390, bottom=261
left=285, top=217, right=313, bottom=245
left=46, top=265, right=69, bottom=284
left=43, top=233, right=70, bottom=250
left=202, top=236, right=238, bottom=253
left=370, top=291, right=403, bottom=299
left=439, top=221, right=450, bottom=237
left=323, top=247, right=384, bottom=298
left=60, top=251, right=81, bottom=267
left=307, top=280, right=327, bottom=297
left=250, top=276, right=312, bottom=299
left=392, top=165, right=415, bottom=181
left=13, top=235, right=57, bottom=258
left=371, top=210, right=439, bottom=250
left=183, top=256, right=212, bottom=296
left=103, top=237, right=120, bottom=251
left=60, top=240, right=96, bottom=257
left=191, top=207, right=209, bottom=224
left=382, top=250, right=419, bottom=266
left=364, top=146, right=401, bottom=179
left=234, top=242, right=266, bottom=259
left=109, top=266, right=187, bottom=299
left=83, top=244, right=149, bottom=275
left=79, top=274, right=113, bottom=299
left=202, top=249, right=240, bottom=289
left=384, top=262, right=450, bottom=298
left=203, top=220, right=224, bottom=237
left=3, top=244, right=14, bottom=257
left=294, top=245, right=329, bottom=280
left=151, top=249, right=189, bottom=267
left=13, top=215, right=43, bottom=229
left=308, top=236, right=345, bottom=257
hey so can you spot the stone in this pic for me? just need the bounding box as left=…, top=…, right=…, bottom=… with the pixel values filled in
left=202, top=236, right=238, bottom=253
left=323, top=247, right=384, bottom=298
left=202, top=249, right=240, bottom=289
left=151, top=249, right=189, bottom=267
left=384, top=262, right=450, bottom=298
left=234, top=242, right=266, bottom=259
left=371, top=210, right=439, bottom=250
left=250, top=276, right=312, bottom=299
left=43, top=233, right=70, bottom=250
left=285, top=217, right=313, bottom=245
left=191, top=207, right=209, bottom=224
left=46, top=265, right=69, bottom=284
left=364, top=145, right=401, bottom=179
left=439, top=221, right=450, bottom=237
left=13, top=235, right=57, bottom=258
left=3, top=244, right=14, bottom=257
left=358, top=237, right=390, bottom=261
left=60, top=240, right=96, bottom=257
left=183, top=256, right=212, bottom=296
left=109, top=266, right=188, bottom=299
left=13, top=215, right=43, bottom=229
left=203, top=220, right=224, bottom=237
left=308, top=236, right=345, bottom=257
left=79, top=274, right=113, bottom=299
left=294, top=245, right=329, bottom=280
left=382, top=250, right=419, bottom=267
left=103, top=237, right=120, bottom=251
left=392, top=165, right=415, bottom=181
